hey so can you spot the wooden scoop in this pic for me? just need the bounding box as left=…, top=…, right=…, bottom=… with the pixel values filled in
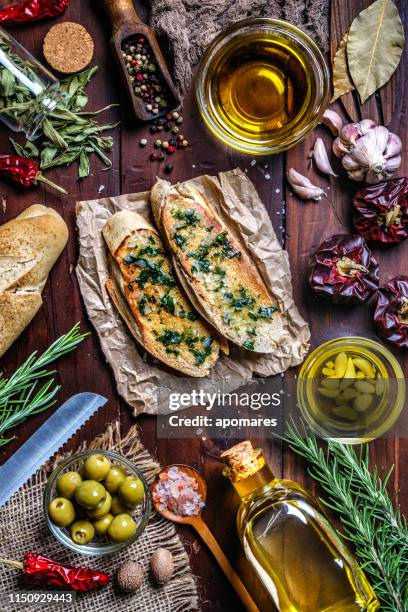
left=102, top=0, right=179, bottom=121
left=152, top=464, right=259, bottom=612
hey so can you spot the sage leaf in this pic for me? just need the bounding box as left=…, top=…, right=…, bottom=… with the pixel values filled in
left=347, top=0, right=404, bottom=104
left=0, top=68, right=16, bottom=97
left=79, top=148, right=90, bottom=178
left=331, top=33, right=355, bottom=102
left=41, top=147, right=81, bottom=170
left=43, top=118, right=68, bottom=150
left=40, top=145, right=58, bottom=167
left=10, top=138, right=28, bottom=157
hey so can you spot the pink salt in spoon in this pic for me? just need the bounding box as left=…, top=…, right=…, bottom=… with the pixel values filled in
left=152, top=464, right=259, bottom=612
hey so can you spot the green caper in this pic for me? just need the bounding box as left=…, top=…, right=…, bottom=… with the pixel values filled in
left=48, top=497, right=75, bottom=527
left=93, top=513, right=114, bottom=535
left=75, top=480, right=106, bottom=509
left=70, top=520, right=95, bottom=545
left=83, top=453, right=111, bottom=481
left=104, top=465, right=126, bottom=494
left=119, top=476, right=144, bottom=506
left=56, top=471, right=82, bottom=499
left=107, top=513, right=137, bottom=542
left=88, top=491, right=112, bottom=519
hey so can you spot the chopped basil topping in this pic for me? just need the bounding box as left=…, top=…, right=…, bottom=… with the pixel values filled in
left=139, top=296, right=147, bottom=315
left=187, top=311, right=198, bottom=321
left=242, top=340, right=255, bottom=350
left=174, top=232, right=187, bottom=249
left=136, top=260, right=176, bottom=289
left=249, top=305, right=277, bottom=320
left=161, top=292, right=175, bottom=314
left=173, top=208, right=201, bottom=228
left=158, top=330, right=183, bottom=346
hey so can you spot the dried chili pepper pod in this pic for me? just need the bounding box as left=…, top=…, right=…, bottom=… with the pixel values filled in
left=0, top=155, right=67, bottom=194
left=352, top=177, right=408, bottom=244
left=0, top=0, right=70, bottom=26
left=0, top=553, right=109, bottom=591
left=374, top=276, right=408, bottom=348
left=309, top=234, right=379, bottom=304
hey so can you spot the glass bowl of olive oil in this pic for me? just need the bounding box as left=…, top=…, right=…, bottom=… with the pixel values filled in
left=196, top=18, right=330, bottom=155
left=297, top=337, right=406, bottom=444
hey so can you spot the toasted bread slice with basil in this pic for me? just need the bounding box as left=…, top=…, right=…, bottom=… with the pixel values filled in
left=103, top=210, right=219, bottom=376
left=151, top=180, right=281, bottom=353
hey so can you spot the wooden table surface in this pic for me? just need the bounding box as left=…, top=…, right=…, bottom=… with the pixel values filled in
left=0, top=1, right=407, bottom=611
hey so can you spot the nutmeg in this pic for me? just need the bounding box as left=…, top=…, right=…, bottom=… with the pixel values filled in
left=150, top=548, right=174, bottom=585
left=116, top=560, right=144, bottom=593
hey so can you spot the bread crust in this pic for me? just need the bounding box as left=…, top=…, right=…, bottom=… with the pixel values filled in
left=103, top=210, right=219, bottom=376
left=151, top=180, right=281, bottom=353
left=0, top=205, right=68, bottom=357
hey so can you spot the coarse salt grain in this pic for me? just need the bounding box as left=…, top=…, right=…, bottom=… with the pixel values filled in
left=153, top=466, right=205, bottom=516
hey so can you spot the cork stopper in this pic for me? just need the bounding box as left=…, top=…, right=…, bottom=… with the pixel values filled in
left=221, top=441, right=265, bottom=482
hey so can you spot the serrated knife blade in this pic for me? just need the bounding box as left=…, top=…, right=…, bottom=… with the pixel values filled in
left=0, top=392, right=107, bottom=508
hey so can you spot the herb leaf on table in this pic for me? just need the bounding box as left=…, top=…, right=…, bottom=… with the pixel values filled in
left=0, top=323, right=88, bottom=447
left=283, top=422, right=408, bottom=612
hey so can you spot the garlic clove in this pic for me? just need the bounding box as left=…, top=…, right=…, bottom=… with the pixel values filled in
left=384, top=154, right=402, bottom=173
left=371, top=125, right=391, bottom=154
left=341, top=154, right=360, bottom=171
left=321, top=110, right=343, bottom=136
left=333, top=137, right=350, bottom=158
left=384, top=133, right=402, bottom=159
left=312, top=138, right=338, bottom=177
left=347, top=168, right=366, bottom=182
left=287, top=168, right=326, bottom=201
left=359, top=119, right=377, bottom=135
left=340, top=122, right=362, bottom=146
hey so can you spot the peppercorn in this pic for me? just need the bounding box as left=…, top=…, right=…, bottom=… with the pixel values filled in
left=165, top=164, right=173, bottom=173
left=176, top=117, right=183, bottom=124
left=158, top=152, right=165, bottom=161
left=167, top=145, right=176, bottom=154
left=181, top=140, right=189, bottom=147
left=150, top=153, right=158, bottom=161
left=154, top=139, right=162, bottom=148
left=169, top=138, right=177, bottom=147
left=150, top=125, right=157, bottom=133
left=171, top=126, right=179, bottom=134
left=162, top=141, right=169, bottom=149
left=140, top=139, right=147, bottom=147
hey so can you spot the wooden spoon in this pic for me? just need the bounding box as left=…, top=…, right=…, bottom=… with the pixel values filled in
left=152, top=464, right=259, bottom=612
left=102, top=0, right=179, bottom=121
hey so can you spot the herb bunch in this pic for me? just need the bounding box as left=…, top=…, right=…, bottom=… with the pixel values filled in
left=284, top=422, right=408, bottom=611
left=0, top=323, right=87, bottom=447
left=0, top=31, right=118, bottom=179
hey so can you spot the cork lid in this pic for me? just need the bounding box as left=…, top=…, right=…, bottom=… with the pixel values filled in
left=221, top=441, right=265, bottom=482
left=43, top=22, right=94, bottom=75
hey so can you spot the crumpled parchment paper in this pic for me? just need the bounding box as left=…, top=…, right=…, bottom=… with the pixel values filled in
left=76, top=168, right=310, bottom=415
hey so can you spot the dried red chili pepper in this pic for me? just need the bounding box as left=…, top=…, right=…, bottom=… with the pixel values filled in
left=352, top=177, right=408, bottom=244
left=309, top=234, right=379, bottom=304
left=374, top=276, right=408, bottom=349
left=0, top=155, right=66, bottom=194
left=0, top=0, right=69, bottom=25
left=0, top=553, right=109, bottom=591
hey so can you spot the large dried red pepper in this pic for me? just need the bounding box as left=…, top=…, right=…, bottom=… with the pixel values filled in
left=374, top=276, right=408, bottom=349
left=0, top=552, right=109, bottom=591
left=309, top=234, right=379, bottom=304
left=0, top=155, right=66, bottom=194
left=0, top=0, right=69, bottom=25
left=353, top=177, right=408, bottom=244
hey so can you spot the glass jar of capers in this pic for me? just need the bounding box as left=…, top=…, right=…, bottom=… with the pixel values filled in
left=44, top=451, right=151, bottom=555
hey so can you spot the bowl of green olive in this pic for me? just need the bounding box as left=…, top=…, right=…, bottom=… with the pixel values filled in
left=44, top=450, right=151, bottom=556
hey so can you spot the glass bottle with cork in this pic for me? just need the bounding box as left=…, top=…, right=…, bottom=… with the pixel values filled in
left=221, top=441, right=379, bottom=611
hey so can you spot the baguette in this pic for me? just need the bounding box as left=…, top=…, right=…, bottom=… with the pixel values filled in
left=151, top=180, right=281, bottom=353
left=0, top=204, right=68, bottom=357
left=102, top=210, right=220, bottom=376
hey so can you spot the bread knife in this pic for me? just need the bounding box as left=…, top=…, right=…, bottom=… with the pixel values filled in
left=0, top=392, right=107, bottom=508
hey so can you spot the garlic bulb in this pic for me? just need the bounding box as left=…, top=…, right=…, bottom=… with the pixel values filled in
left=333, top=120, right=402, bottom=184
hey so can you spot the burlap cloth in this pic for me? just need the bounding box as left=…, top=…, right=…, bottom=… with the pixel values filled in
left=148, top=0, right=330, bottom=94
left=0, top=423, right=198, bottom=611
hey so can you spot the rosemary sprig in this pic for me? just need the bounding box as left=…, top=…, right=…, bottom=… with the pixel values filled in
left=0, top=323, right=88, bottom=446
left=283, top=422, right=408, bottom=611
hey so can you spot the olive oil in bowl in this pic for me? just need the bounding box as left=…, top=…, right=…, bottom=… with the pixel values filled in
left=197, top=19, right=329, bottom=154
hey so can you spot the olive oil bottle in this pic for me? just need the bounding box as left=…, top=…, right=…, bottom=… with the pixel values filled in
left=221, top=441, right=380, bottom=612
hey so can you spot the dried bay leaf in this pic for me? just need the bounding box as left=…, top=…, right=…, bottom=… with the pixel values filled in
left=331, top=33, right=355, bottom=102
left=347, top=0, right=404, bottom=104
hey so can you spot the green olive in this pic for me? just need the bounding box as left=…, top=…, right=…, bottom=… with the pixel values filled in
left=119, top=476, right=144, bottom=506
left=83, top=453, right=111, bottom=481
left=107, top=513, right=137, bottom=542
left=93, top=513, right=114, bottom=535
left=48, top=497, right=76, bottom=527
left=104, top=465, right=126, bottom=494
left=111, top=496, right=128, bottom=515
left=88, top=491, right=112, bottom=519
left=56, top=471, right=82, bottom=499
left=70, top=520, right=95, bottom=545
left=75, top=480, right=106, bottom=509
